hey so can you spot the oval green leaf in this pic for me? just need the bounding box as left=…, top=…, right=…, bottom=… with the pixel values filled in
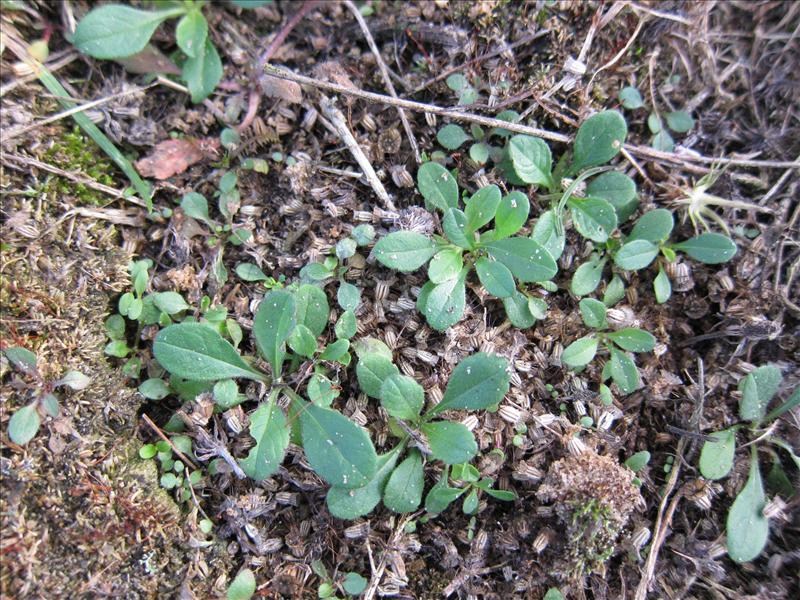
left=727, top=456, right=769, bottom=563
left=380, top=374, right=424, bottom=420
left=614, top=239, right=659, bottom=271
left=465, top=185, right=502, bottom=233
left=422, top=268, right=468, bottom=331
left=326, top=448, right=402, bottom=520
left=422, top=421, right=478, bottom=464
left=607, top=328, right=656, bottom=352
left=73, top=5, right=182, bottom=59
left=383, top=451, right=425, bottom=513
left=295, top=284, right=329, bottom=336
left=253, top=290, right=296, bottom=378
left=508, top=135, right=553, bottom=187
left=569, top=197, right=618, bottom=243
left=562, top=336, right=598, bottom=368
left=628, top=209, right=674, bottom=243
left=431, top=352, right=510, bottom=415
left=417, top=162, right=458, bottom=211
left=493, top=191, right=530, bottom=239
left=483, top=238, right=558, bottom=283
left=674, top=233, right=737, bottom=264
left=437, top=124, right=470, bottom=150
left=374, top=231, right=437, bottom=272
left=699, top=428, right=736, bottom=480
left=475, top=257, right=516, bottom=298
left=586, top=171, right=638, bottom=223
left=8, top=404, right=41, bottom=445
left=571, top=110, right=627, bottom=172
left=240, top=397, right=290, bottom=481
left=428, top=248, right=464, bottom=284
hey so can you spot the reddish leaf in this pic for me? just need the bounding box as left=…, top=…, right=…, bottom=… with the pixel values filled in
left=135, top=138, right=219, bottom=180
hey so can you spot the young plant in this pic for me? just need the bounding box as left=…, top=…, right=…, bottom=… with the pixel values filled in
left=435, top=107, right=521, bottom=166
left=561, top=298, right=656, bottom=394
left=328, top=344, right=512, bottom=518
left=618, top=85, right=695, bottom=152
left=71, top=1, right=267, bottom=102
left=374, top=166, right=556, bottom=330
left=311, top=560, right=368, bottom=599
left=138, top=436, right=204, bottom=504
left=698, top=365, right=799, bottom=563
left=2, top=347, right=90, bottom=445
left=424, top=460, right=517, bottom=516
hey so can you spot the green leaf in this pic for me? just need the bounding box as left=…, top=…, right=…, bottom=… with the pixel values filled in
left=654, top=268, right=672, bottom=304
left=417, top=162, right=458, bottom=211
left=422, top=268, right=467, bottom=331
left=428, top=248, right=464, bottom=284
left=614, top=239, right=659, bottom=270
left=647, top=113, right=662, bottom=134
left=335, top=238, right=357, bottom=260
left=422, top=421, right=477, bottom=464
left=569, top=197, right=618, bottom=243
left=240, top=396, right=289, bottom=481
left=213, top=379, right=241, bottom=409
left=485, top=487, right=516, bottom=501
left=326, top=448, right=401, bottom=519
left=462, top=488, right=479, bottom=514
left=73, top=5, right=183, bottom=59
left=629, top=209, right=674, bottom=243
left=153, top=291, right=190, bottom=315
left=493, top=191, right=530, bottom=239
left=543, top=588, right=565, bottom=600
left=307, top=373, right=339, bottom=408
left=528, top=296, right=548, bottom=319
left=603, top=273, right=626, bottom=307
left=253, top=290, right=296, bottom=378
left=154, top=323, right=266, bottom=382
left=579, top=298, right=607, bottom=329
left=3, top=346, right=37, bottom=371
left=430, top=353, right=510, bottom=415
left=465, top=185, right=502, bottom=233
left=352, top=336, right=393, bottom=361
left=446, top=73, right=468, bottom=91
left=8, top=404, right=40, bottom=445
left=182, top=38, right=222, bottom=103
left=570, top=257, right=606, bottom=296
left=674, top=233, right=737, bottom=264
left=335, top=310, right=357, bottom=340
left=609, top=347, right=640, bottom=393
left=343, top=572, right=368, bottom=596
left=502, top=291, right=537, bottom=328
left=727, top=455, right=769, bottom=563
left=227, top=568, right=256, bottom=600
left=618, top=86, right=644, bottom=109
left=319, top=339, right=350, bottom=362
left=508, top=135, right=553, bottom=187
left=295, top=284, right=330, bottom=337
left=374, top=231, right=437, bottom=272
left=175, top=10, right=207, bottom=58
left=562, top=336, right=598, bottom=368
left=139, top=378, right=169, bottom=400
left=531, top=209, right=566, bottom=261
left=586, top=171, right=638, bottom=223
left=650, top=129, right=674, bottom=152
left=607, top=328, right=656, bottom=352
left=475, top=257, right=516, bottom=298
left=666, top=110, right=694, bottom=133
left=469, top=142, right=490, bottom=164
left=764, top=386, right=800, bottom=423
left=337, top=282, right=361, bottom=312
left=288, top=323, right=316, bottom=357
left=357, top=354, right=400, bottom=399
left=483, top=238, right=557, bottom=283
left=699, top=428, right=736, bottom=480
left=739, top=365, right=782, bottom=423
left=624, top=450, right=651, bottom=473
left=57, top=371, right=91, bottom=391
left=383, top=450, right=425, bottom=513
left=231, top=0, right=272, bottom=7
left=425, top=469, right=465, bottom=514
left=437, top=124, right=470, bottom=150
left=235, top=263, right=269, bottom=282
left=300, top=262, right=333, bottom=281
left=351, top=224, right=375, bottom=246
left=571, top=110, right=627, bottom=172
left=181, top=192, right=211, bottom=224
left=299, top=402, right=377, bottom=488
left=380, top=374, right=424, bottom=420
left=442, top=208, right=473, bottom=250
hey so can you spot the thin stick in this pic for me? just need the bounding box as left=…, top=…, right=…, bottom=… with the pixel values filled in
left=5, top=82, right=157, bottom=141
left=142, top=413, right=200, bottom=471
left=363, top=513, right=418, bottom=600
left=265, top=65, right=800, bottom=170
left=184, top=466, right=212, bottom=522
left=343, top=0, right=420, bottom=163
left=319, top=96, right=395, bottom=210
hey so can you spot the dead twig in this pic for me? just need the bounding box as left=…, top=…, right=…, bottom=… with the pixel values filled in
left=318, top=96, right=395, bottom=210
left=363, top=513, right=418, bottom=600
left=265, top=65, right=800, bottom=170
left=141, top=413, right=201, bottom=471
left=343, top=0, right=420, bottom=163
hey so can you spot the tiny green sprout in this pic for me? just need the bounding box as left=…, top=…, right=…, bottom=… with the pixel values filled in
left=670, top=167, right=773, bottom=236
left=227, top=568, right=256, bottom=600
left=697, top=366, right=799, bottom=563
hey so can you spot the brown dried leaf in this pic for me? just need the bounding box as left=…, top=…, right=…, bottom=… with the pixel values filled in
left=135, top=138, right=219, bottom=180
left=115, top=44, right=181, bottom=75
left=258, top=74, right=303, bottom=104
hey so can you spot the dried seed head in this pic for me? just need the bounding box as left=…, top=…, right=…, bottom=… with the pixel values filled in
left=566, top=434, right=588, bottom=456
left=499, top=404, right=525, bottom=424
left=361, top=112, right=377, bottom=132
left=532, top=530, right=550, bottom=553
left=425, top=111, right=437, bottom=127
left=276, top=492, right=298, bottom=506
left=390, top=165, right=414, bottom=188
left=631, top=526, right=651, bottom=549
left=301, top=107, right=318, bottom=130
left=763, top=497, right=787, bottom=520
left=345, top=522, right=370, bottom=539
left=513, top=461, right=544, bottom=482
left=665, top=261, right=693, bottom=292
left=475, top=173, right=490, bottom=189
left=534, top=413, right=557, bottom=427
left=461, top=414, right=479, bottom=431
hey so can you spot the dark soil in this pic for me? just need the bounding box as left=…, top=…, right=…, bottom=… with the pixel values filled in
left=2, top=1, right=798, bottom=599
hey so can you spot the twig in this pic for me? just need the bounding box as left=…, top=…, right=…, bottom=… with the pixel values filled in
left=5, top=82, right=157, bottom=141
left=265, top=65, right=800, bottom=170
left=184, top=466, right=212, bottom=522
left=343, top=0, right=420, bottom=163
left=363, top=513, right=418, bottom=600
left=586, top=17, right=646, bottom=91
left=319, top=96, right=395, bottom=210
left=238, top=0, right=319, bottom=132
left=142, top=413, right=201, bottom=471
left=1, top=152, right=149, bottom=208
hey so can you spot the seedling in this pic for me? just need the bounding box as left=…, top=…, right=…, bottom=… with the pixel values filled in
left=618, top=85, right=695, bottom=152
left=435, top=108, right=520, bottom=166
left=139, top=436, right=204, bottom=504
left=71, top=2, right=267, bottom=102
left=2, top=346, right=90, bottom=445
left=424, top=461, right=517, bottom=516
left=561, top=298, right=656, bottom=394
left=698, top=365, right=799, bottom=563
left=311, top=561, right=368, bottom=599
left=226, top=568, right=256, bottom=600
left=374, top=166, right=555, bottom=330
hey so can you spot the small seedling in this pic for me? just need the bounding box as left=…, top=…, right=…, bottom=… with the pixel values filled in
left=561, top=298, right=656, bottom=394
left=375, top=166, right=555, bottom=330
left=2, top=346, right=90, bottom=445
left=618, top=85, right=695, bottom=152
left=698, top=365, right=799, bottom=563
left=139, top=436, right=203, bottom=504
left=72, top=2, right=264, bottom=102
left=226, top=568, right=256, bottom=600
left=424, top=461, right=517, bottom=516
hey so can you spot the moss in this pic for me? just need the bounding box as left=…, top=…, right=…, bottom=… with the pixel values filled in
left=42, top=127, right=117, bottom=205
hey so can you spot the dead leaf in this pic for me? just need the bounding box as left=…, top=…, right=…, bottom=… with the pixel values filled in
left=135, top=138, right=220, bottom=180
left=115, top=44, right=181, bottom=75
left=258, top=74, right=303, bottom=104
